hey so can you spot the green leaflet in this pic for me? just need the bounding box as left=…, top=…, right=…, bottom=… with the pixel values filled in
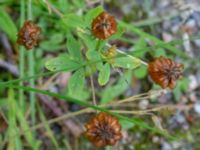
left=62, top=14, right=86, bottom=28
left=78, top=32, right=97, bottom=51
left=134, top=65, right=147, bottom=79
left=84, top=6, right=104, bottom=26
left=45, top=54, right=83, bottom=72
left=98, top=63, right=110, bottom=86
left=40, top=33, right=65, bottom=51
left=101, top=70, right=132, bottom=103
left=66, top=33, right=83, bottom=62
left=113, top=55, right=141, bottom=69
left=67, top=68, right=89, bottom=101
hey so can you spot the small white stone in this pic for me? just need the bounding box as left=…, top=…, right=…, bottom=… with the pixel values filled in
left=189, top=75, right=198, bottom=90
left=162, top=142, right=172, bottom=150
left=194, top=103, right=200, bottom=114
left=139, top=99, right=149, bottom=110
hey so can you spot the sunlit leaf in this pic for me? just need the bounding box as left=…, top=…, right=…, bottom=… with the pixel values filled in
left=98, top=63, right=110, bottom=86
left=45, top=54, right=82, bottom=71
left=113, top=55, right=141, bottom=69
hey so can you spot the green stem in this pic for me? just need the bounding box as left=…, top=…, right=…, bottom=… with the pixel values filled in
left=19, top=0, right=25, bottom=110
left=28, top=50, right=36, bottom=125
left=96, top=39, right=103, bottom=52
left=106, top=43, right=148, bottom=66
left=27, top=0, right=36, bottom=127
left=8, top=86, right=22, bottom=149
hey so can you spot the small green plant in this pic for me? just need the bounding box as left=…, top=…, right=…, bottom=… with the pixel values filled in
left=42, top=5, right=184, bottom=148
left=0, top=0, right=195, bottom=149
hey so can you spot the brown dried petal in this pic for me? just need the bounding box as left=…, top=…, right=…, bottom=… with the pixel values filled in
left=17, top=20, right=41, bottom=50
left=92, top=12, right=117, bottom=40
left=148, top=56, right=184, bottom=89
left=85, top=112, right=122, bottom=148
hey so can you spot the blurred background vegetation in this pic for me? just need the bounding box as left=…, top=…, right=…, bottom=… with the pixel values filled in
left=0, top=0, right=200, bottom=150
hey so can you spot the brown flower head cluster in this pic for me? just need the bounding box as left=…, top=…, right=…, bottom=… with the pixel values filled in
left=148, top=56, right=184, bottom=89
left=85, top=112, right=122, bottom=148
left=17, top=20, right=41, bottom=50
left=92, top=11, right=117, bottom=40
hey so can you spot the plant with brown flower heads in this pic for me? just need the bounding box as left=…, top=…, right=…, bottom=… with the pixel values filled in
left=92, top=11, right=117, bottom=40
left=148, top=56, right=184, bottom=89
left=17, top=20, right=41, bottom=50
left=85, top=112, right=122, bottom=148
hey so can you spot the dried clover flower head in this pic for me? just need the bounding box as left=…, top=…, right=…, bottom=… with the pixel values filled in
left=92, top=11, right=117, bottom=40
left=17, top=20, right=41, bottom=50
left=148, top=56, right=184, bottom=89
left=85, top=112, right=122, bottom=148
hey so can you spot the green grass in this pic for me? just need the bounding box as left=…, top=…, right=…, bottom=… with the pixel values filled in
left=0, top=0, right=199, bottom=149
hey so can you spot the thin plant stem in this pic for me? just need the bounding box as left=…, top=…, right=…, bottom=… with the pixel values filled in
left=20, top=108, right=91, bottom=137
left=27, top=0, right=36, bottom=126
left=106, top=43, right=148, bottom=66
left=44, top=0, right=63, bottom=17
left=110, top=104, right=175, bottom=114
left=19, top=0, right=25, bottom=111
left=28, top=50, right=36, bottom=125
left=7, top=87, right=176, bottom=139
left=113, top=90, right=166, bottom=105
left=90, top=75, right=97, bottom=106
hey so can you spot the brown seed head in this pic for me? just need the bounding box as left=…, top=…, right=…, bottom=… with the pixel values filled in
left=92, top=11, right=117, bottom=40
left=148, top=56, right=184, bottom=89
left=85, top=112, right=122, bottom=148
left=17, top=20, right=41, bottom=50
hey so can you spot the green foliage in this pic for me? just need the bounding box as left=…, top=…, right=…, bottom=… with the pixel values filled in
left=173, top=78, right=189, bottom=101
left=119, top=119, right=135, bottom=130
left=62, top=14, right=86, bottom=29
left=40, top=33, right=65, bottom=51
left=86, top=50, right=103, bottom=74
left=0, top=7, right=17, bottom=42
left=0, top=2, right=193, bottom=148
left=119, top=21, right=189, bottom=59
left=101, top=70, right=132, bottom=103
left=66, top=33, right=83, bottom=62
left=5, top=84, right=173, bottom=140
left=98, top=63, right=111, bottom=85
left=134, top=65, right=147, bottom=79
left=84, top=6, right=104, bottom=25
left=131, top=37, right=148, bottom=57
left=67, top=68, right=89, bottom=101
left=45, top=54, right=82, bottom=72
left=78, top=32, right=98, bottom=50
left=113, top=55, right=141, bottom=69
